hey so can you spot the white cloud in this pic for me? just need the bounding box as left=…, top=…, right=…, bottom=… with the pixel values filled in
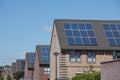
left=42, top=27, right=52, bottom=32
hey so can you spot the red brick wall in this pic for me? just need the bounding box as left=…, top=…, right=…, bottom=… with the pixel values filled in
left=24, top=56, right=33, bottom=79
left=34, top=52, right=40, bottom=80
left=2, top=71, right=5, bottom=79
left=34, top=51, right=49, bottom=80
left=24, top=58, right=28, bottom=78
left=40, top=66, right=49, bottom=80
left=2, top=70, right=10, bottom=79
left=101, top=60, right=120, bottom=80
left=24, top=69, right=33, bottom=79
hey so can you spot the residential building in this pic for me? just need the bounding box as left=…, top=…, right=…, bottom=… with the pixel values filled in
left=101, top=60, right=120, bottom=80
left=0, top=66, right=2, bottom=73
left=16, top=59, right=25, bottom=79
left=34, top=45, right=50, bottom=80
left=1, top=65, right=11, bottom=80
left=11, top=63, right=16, bottom=74
left=16, top=59, right=25, bottom=72
left=50, top=19, right=120, bottom=79
left=24, top=52, right=35, bottom=80
left=0, top=66, right=2, bottom=79
left=11, top=63, right=16, bottom=79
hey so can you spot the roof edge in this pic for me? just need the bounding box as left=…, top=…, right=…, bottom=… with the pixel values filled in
left=101, top=59, right=120, bottom=64
left=54, top=19, right=120, bottom=22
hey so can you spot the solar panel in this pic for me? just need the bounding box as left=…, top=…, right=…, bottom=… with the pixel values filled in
left=30, top=54, right=35, bottom=64
left=103, top=24, right=120, bottom=46
left=41, top=48, right=50, bottom=61
left=64, top=23, right=98, bottom=45
left=21, top=61, right=25, bottom=70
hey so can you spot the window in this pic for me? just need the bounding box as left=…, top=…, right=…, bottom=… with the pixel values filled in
left=87, top=51, right=96, bottom=63
left=70, top=51, right=81, bottom=62
left=113, top=51, right=120, bottom=60
left=113, top=51, right=117, bottom=60
left=44, top=67, right=50, bottom=75
left=21, top=61, right=25, bottom=70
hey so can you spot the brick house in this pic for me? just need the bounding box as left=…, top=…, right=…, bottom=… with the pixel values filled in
left=24, top=52, right=35, bottom=80
left=1, top=65, right=11, bottom=80
left=50, top=19, right=120, bottom=79
left=11, top=63, right=16, bottom=79
left=16, top=59, right=25, bottom=72
left=101, top=60, right=120, bottom=80
left=16, top=59, right=25, bottom=79
left=34, top=45, right=50, bottom=80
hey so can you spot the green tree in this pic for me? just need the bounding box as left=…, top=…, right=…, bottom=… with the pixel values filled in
left=14, top=71, right=24, bottom=80
left=0, top=73, right=2, bottom=80
left=72, top=72, right=101, bottom=80
left=89, top=64, right=94, bottom=72
left=6, top=75, right=12, bottom=80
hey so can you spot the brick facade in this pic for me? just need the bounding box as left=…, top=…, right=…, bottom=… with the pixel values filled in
left=50, top=24, right=113, bottom=79
left=1, top=66, right=11, bottom=80
left=16, top=59, right=25, bottom=72
left=50, top=50, right=113, bottom=79
left=24, top=53, right=34, bottom=80
left=11, top=63, right=16, bottom=80
left=24, top=61, right=33, bottom=80
left=50, top=26, right=61, bottom=80
left=24, top=70, right=33, bottom=80
left=101, top=60, right=120, bottom=80
left=50, top=42, right=114, bottom=79
left=34, top=45, right=50, bottom=80
left=34, top=51, right=40, bottom=80
left=40, top=66, right=49, bottom=80
left=50, top=20, right=116, bottom=80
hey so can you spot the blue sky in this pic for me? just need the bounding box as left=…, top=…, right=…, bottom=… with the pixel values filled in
left=0, top=0, right=120, bottom=66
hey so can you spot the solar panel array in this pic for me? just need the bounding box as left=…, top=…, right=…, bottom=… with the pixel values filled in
left=103, top=24, right=120, bottom=46
left=30, top=54, right=35, bottom=64
left=21, top=61, right=25, bottom=70
left=41, top=48, right=50, bottom=61
left=64, top=23, right=98, bottom=45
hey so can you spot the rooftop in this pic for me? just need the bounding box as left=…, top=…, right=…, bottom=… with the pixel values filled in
left=53, top=19, right=120, bottom=50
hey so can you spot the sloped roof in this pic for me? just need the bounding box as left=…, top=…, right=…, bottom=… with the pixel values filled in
left=53, top=19, right=120, bottom=50
left=25, top=52, right=35, bottom=69
left=16, top=59, right=25, bottom=72
left=11, top=63, right=16, bottom=74
left=35, top=45, right=50, bottom=65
